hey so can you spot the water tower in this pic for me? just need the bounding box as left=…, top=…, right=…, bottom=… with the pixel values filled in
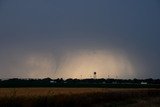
left=93, top=72, right=97, bottom=79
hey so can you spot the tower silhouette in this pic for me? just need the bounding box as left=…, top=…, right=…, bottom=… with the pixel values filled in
left=93, top=72, right=97, bottom=79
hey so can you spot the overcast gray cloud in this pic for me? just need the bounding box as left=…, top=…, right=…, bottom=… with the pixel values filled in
left=0, top=0, right=160, bottom=79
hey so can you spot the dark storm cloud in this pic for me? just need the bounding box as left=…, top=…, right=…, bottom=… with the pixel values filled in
left=0, top=0, right=160, bottom=78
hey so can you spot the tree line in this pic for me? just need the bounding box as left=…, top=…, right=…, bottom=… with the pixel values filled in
left=0, top=78, right=160, bottom=88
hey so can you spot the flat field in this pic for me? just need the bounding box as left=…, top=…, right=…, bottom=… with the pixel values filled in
left=1, top=88, right=158, bottom=97
left=0, top=88, right=159, bottom=107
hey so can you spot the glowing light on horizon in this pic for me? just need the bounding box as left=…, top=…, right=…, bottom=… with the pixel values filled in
left=55, top=50, right=135, bottom=79
left=19, top=49, right=136, bottom=79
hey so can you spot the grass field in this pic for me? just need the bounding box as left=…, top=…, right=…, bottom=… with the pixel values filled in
left=0, top=88, right=160, bottom=107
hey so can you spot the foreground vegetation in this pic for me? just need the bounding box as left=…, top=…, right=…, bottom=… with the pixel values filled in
left=0, top=88, right=159, bottom=107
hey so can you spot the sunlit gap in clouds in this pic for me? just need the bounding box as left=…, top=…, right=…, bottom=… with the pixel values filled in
left=23, top=49, right=136, bottom=79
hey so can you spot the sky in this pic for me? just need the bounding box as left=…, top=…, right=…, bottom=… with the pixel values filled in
left=0, top=0, right=160, bottom=79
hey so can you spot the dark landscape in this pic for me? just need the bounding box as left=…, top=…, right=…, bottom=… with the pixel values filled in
left=0, top=87, right=160, bottom=107
left=0, top=78, right=160, bottom=107
left=0, top=78, right=160, bottom=88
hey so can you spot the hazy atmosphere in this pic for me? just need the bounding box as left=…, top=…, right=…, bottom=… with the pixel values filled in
left=0, top=0, right=160, bottom=79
